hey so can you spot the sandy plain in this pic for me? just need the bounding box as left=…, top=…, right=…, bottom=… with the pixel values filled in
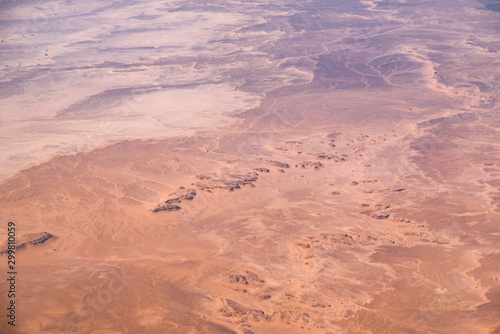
left=0, top=0, right=499, bottom=333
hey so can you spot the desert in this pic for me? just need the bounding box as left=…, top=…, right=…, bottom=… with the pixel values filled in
left=0, top=0, right=499, bottom=333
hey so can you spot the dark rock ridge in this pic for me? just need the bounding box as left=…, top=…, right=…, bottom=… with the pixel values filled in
left=227, top=271, right=265, bottom=285
left=311, top=153, right=345, bottom=161
left=228, top=274, right=249, bottom=285
left=196, top=172, right=258, bottom=192
left=244, top=270, right=265, bottom=283
left=152, top=203, right=182, bottom=212
left=1, top=232, right=58, bottom=254
left=295, top=161, right=323, bottom=169
left=166, top=189, right=196, bottom=203
left=218, top=299, right=270, bottom=321
left=153, top=170, right=260, bottom=213
left=373, top=214, right=390, bottom=220
left=267, top=160, right=290, bottom=169
left=152, top=189, right=196, bottom=212
left=360, top=210, right=391, bottom=219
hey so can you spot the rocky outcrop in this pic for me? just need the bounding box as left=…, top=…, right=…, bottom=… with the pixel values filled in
left=218, top=299, right=270, bottom=321
left=165, top=189, right=196, bottom=203
left=196, top=172, right=259, bottom=192
left=267, top=160, right=290, bottom=169
left=228, top=274, right=249, bottom=285
left=227, top=271, right=265, bottom=285
left=244, top=270, right=265, bottom=283
left=152, top=188, right=196, bottom=213
left=295, top=161, right=323, bottom=169
left=254, top=168, right=270, bottom=173
left=1, top=232, right=58, bottom=254
left=152, top=203, right=182, bottom=212
left=360, top=211, right=390, bottom=220
left=312, top=153, right=345, bottom=161
left=373, top=214, right=390, bottom=220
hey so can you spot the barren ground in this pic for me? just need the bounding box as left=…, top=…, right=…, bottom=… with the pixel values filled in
left=0, top=0, right=499, bottom=333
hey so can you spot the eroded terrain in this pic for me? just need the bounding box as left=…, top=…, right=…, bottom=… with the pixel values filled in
left=0, top=0, right=499, bottom=333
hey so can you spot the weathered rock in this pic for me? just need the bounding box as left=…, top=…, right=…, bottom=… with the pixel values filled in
left=218, top=299, right=270, bottom=321
left=373, top=214, right=390, bottom=220
left=245, top=270, right=265, bottom=283
left=296, top=161, right=323, bottom=169
left=180, top=189, right=196, bottom=200
left=1, top=232, right=58, bottom=254
left=327, top=132, right=341, bottom=140
left=153, top=203, right=182, bottom=212
left=228, top=274, right=248, bottom=284
left=153, top=189, right=196, bottom=212
left=267, top=160, right=290, bottom=168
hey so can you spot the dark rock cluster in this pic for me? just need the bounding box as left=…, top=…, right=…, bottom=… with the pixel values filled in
left=218, top=299, right=270, bottom=321
left=267, top=160, right=290, bottom=169
left=1, top=232, right=58, bottom=254
left=152, top=189, right=196, bottom=212
left=254, top=168, right=270, bottom=173
left=295, top=161, right=323, bottom=169
left=227, top=271, right=265, bottom=285
left=197, top=172, right=258, bottom=192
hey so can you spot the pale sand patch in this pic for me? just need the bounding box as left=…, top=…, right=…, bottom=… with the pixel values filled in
left=0, top=83, right=260, bottom=182
left=0, top=1, right=305, bottom=183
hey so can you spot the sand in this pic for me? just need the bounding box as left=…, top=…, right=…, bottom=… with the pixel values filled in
left=0, top=0, right=499, bottom=333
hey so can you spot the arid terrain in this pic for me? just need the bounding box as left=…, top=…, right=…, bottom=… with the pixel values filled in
left=1, top=0, right=499, bottom=333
